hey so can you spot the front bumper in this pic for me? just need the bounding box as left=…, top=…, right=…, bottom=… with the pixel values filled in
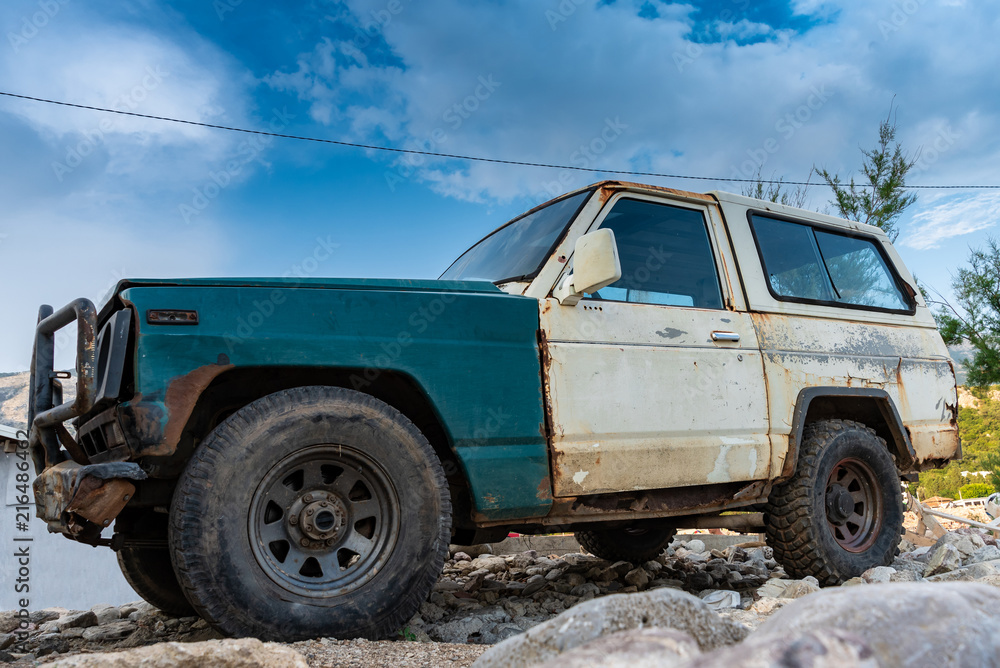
left=33, top=461, right=147, bottom=541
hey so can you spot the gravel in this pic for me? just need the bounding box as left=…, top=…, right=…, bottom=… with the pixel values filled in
left=2, top=528, right=998, bottom=666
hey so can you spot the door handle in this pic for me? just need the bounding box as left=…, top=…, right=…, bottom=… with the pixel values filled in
left=711, top=331, right=740, bottom=342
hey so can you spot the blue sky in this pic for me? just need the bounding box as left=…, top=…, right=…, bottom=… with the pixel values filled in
left=1, top=0, right=998, bottom=371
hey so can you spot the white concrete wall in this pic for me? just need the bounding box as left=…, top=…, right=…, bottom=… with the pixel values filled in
left=1, top=450, right=139, bottom=611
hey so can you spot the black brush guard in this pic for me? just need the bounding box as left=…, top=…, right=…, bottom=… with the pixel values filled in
left=27, top=299, right=98, bottom=474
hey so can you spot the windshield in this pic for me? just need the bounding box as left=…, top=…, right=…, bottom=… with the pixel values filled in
left=440, top=190, right=591, bottom=283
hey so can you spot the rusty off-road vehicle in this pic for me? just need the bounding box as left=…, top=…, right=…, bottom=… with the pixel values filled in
left=28, top=181, right=959, bottom=640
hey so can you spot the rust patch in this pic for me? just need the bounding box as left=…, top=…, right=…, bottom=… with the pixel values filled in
left=894, top=357, right=911, bottom=417
left=147, top=362, right=234, bottom=457
left=594, top=180, right=716, bottom=203
left=536, top=476, right=553, bottom=501
left=596, top=184, right=616, bottom=206
left=32, top=461, right=143, bottom=536
left=67, top=477, right=135, bottom=529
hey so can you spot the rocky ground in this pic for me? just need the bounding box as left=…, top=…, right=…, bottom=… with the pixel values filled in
left=1, top=528, right=999, bottom=666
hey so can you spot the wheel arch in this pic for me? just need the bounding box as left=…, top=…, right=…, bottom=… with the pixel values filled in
left=175, top=366, right=474, bottom=524
left=783, top=387, right=916, bottom=477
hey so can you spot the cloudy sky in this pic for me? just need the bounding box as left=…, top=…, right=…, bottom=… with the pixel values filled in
left=0, top=0, right=997, bottom=371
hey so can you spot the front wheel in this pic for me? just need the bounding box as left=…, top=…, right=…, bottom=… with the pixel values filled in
left=764, top=419, right=903, bottom=585
left=169, top=386, right=451, bottom=640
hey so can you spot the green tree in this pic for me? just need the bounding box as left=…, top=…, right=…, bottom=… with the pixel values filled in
left=919, top=394, right=1000, bottom=497
left=959, top=482, right=993, bottom=499
left=982, top=451, right=1000, bottom=493
left=935, top=238, right=1000, bottom=388
left=742, top=169, right=808, bottom=208
left=814, top=106, right=917, bottom=242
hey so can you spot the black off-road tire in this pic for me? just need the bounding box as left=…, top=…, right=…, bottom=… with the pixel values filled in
left=117, top=547, right=195, bottom=616
left=764, top=419, right=904, bottom=585
left=575, top=522, right=676, bottom=562
left=169, top=386, right=451, bottom=641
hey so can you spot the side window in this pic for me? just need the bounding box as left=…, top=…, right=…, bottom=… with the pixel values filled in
left=751, top=214, right=912, bottom=312
left=587, top=199, right=723, bottom=309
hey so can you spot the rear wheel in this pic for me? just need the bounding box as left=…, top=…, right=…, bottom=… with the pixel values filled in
left=117, top=547, right=194, bottom=616
left=575, top=521, right=676, bottom=562
left=169, top=386, right=451, bottom=640
left=764, top=419, right=903, bottom=585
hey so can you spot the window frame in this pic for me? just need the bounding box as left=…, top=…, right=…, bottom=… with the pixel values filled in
left=585, top=195, right=727, bottom=310
left=747, top=210, right=916, bottom=316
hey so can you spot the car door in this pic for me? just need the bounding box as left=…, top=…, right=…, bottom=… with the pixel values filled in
left=539, top=193, right=771, bottom=497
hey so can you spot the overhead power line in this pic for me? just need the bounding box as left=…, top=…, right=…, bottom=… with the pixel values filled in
left=1, top=90, right=997, bottom=190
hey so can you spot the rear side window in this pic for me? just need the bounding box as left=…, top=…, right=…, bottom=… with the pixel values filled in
left=750, top=215, right=912, bottom=313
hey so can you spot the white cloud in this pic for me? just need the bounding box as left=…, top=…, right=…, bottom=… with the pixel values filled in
left=261, top=0, right=1000, bottom=208
left=902, top=193, right=1000, bottom=251
left=0, top=5, right=258, bottom=371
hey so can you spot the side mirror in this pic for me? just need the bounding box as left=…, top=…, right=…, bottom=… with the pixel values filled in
left=553, top=228, right=622, bottom=306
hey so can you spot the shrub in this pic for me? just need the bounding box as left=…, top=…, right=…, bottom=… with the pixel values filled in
left=959, top=482, right=993, bottom=499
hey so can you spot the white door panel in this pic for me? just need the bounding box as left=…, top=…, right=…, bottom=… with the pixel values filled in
left=542, top=303, right=769, bottom=497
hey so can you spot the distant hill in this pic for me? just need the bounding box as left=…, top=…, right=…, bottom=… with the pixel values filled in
left=0, top=370, right=76, bottom=431
left=0, top=371, right=28, bottom=430
left=949, top=344, right=972, bottom=386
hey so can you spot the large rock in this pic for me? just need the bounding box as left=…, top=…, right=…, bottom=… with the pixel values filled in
left=81, top=620, right=137, bottom=642
left=57, top=611, right=98, bottom=632
left=925, top=558, right=1000, bottom=583
left=684, top=629, right=877, bottom=668
left=752, top=582, right=1000, bottom=667
left=471, top=556, right=509, bottom=574
left=933, top=531, right=986, bottom=560
left=969, top=544, right=1000, bottom=564
left=539, top=628, right=701, bottom=668
left=472, top=587, right=748, bottom=668
left=90, top=604, right=121, bottom=625
left=0, top=611, right=27, bottom=634
left=47, top=638, right=308, bottom=667
left=924, top=543, right=962, bottom=576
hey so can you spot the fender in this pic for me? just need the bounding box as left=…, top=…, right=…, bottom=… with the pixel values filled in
left=782, top=387, right=916, bottom=478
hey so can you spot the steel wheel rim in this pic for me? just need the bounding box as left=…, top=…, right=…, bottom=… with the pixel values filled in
left=248, top=444, right=399, bottom=598
left=825, top=457, right=883, bottom=553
